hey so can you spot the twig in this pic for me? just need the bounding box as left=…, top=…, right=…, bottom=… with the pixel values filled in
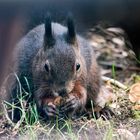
left=101, top=76, right=128, bottom=90
left=127, top=67, right=140, bottom=72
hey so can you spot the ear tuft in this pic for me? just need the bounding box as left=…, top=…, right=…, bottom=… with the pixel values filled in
left=67, top=13, right=76, bottom=43
left=44, top=13, right=55, bottom=50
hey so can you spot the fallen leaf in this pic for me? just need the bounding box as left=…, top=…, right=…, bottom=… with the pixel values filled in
left=132, top=105, right=140, bottom=110
left=129, top=83, right=140, bottom=104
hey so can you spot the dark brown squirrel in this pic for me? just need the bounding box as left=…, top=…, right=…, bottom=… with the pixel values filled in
left=1, top=14, right=113, bottom=121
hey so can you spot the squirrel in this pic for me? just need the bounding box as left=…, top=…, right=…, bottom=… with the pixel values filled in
left=1, top=14, right=113, bottom=121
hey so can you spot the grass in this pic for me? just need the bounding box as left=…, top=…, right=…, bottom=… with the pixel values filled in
left=1, top=72, right=140, bottom=140
left=2, top=92, right=113, bottom=139
left=2, top=99, right=140, bottom=140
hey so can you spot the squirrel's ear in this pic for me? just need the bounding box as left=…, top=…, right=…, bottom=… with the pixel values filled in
left=44, top=13, right=55, bottom=51
left=67, top=13, right=76, bottom=44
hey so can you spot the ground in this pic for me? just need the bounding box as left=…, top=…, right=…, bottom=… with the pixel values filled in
left=0, top=25, right=140, bottom=140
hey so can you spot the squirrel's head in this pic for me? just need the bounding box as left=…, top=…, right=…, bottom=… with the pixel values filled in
left=39, top=14, right=83, bottom=94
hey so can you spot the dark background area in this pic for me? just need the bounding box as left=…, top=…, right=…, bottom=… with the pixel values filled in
left=0, top=0, right=140, bottom=86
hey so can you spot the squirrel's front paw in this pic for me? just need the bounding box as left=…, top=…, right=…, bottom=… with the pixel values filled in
left=60, top=95, right=79, bottom=114
left=43, top=102, right=60, bottom=118
left=94, top=106, right=114, bottom=120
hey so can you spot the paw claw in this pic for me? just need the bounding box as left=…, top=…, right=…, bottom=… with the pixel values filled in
left=43, top=103, right=59, bottom=117
left=59, top=96, right=79, bottom=113
left=94, top=107, right=114, bottom=120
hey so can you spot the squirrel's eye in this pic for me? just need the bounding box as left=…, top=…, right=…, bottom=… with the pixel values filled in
left=76, top=63, right=80, bottom=71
